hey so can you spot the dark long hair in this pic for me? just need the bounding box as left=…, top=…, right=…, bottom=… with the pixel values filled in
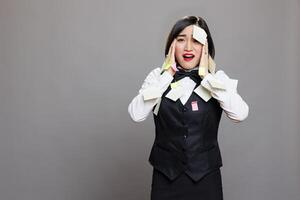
left=164, top=16, right=215, bottom=59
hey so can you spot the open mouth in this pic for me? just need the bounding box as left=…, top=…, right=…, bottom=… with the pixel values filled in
left=183, top=53, right=195, bottom=62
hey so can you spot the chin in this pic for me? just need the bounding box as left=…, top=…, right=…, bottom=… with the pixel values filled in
left=181, top=64, right=198, bottom=69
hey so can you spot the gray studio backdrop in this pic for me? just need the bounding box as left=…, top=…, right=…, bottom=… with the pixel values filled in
left=0, top=0, right=299, bottom=200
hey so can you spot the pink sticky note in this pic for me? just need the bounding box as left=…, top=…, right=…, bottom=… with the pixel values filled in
left=171, top=63, right=178, bottom=71
left=191, top=101, right=199, bottom=111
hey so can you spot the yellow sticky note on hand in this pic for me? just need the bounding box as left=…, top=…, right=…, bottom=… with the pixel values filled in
left=199, top=66, right=207, bottom=77
left=162, top=57, right=172, bottom=70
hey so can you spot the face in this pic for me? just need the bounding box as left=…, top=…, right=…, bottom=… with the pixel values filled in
left=174, top=25, right=203, bottom=70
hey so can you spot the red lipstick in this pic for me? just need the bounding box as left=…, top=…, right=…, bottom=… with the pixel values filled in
left=183, top=53, right=195, bottom=62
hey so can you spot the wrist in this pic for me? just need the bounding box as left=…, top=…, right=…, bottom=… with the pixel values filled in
left=167, top=67, right=175, bottom=76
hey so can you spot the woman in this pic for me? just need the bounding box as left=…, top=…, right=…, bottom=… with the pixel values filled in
left=128, top=16, right=249, bottom=200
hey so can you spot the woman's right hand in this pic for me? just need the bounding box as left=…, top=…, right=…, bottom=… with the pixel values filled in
left=167, top=65, right=176, bottom=76
left=164, top=40, right=177, bottom=76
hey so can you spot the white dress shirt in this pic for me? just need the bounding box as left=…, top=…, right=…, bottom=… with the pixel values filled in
left=128, top=67, right=249, bottom=123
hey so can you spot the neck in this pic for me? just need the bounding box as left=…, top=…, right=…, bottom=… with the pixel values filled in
left=177, top=65, right=199, bottom=72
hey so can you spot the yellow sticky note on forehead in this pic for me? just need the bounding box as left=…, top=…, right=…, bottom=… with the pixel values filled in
left=193, top=25, right=207, bottom=45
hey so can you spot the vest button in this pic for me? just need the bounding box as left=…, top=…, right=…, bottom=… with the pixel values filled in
left=182, top=107, right=187, bottom=112
left=183, top=135, right=187, bottom=139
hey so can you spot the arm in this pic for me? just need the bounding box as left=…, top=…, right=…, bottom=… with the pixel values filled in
left=201, top=70, right=249, bottom=122
left=128, top=67, right=174, bottom=122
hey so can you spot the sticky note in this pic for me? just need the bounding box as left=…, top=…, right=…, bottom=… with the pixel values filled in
left=208, top=79, right=226, bottom=90
left=191, top=101, right=199, bottom=111
left=208, top=55, right=216, bottom=73
left=171, top=63, right=178, bottom=71
left=165, top=86, right=184, bottom=101
left=142, top=87, right=161, bottom=101
left=199, top=66, right=207, bottom=77
left=201, top=78, right=212, bottom=92
left=171, top=81, right=179, bottom=89
left=162, top=56, right=172, bottom=70
left=194, top=85, right=212, bottom=102
left=193, top=25, right=207, bottom=45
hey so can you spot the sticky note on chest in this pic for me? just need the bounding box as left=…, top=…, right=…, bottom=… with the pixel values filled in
left=193, top=85, right=212, bottom=102
left=171, top=81, right=179, bottom=89
left=165, top=86, right=184, bottom=101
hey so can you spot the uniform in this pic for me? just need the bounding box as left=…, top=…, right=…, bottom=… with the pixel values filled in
left=128, top=66, right=249, bottom=200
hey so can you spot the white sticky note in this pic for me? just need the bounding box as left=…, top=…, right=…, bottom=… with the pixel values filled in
left=201, top=78, right=212, bottom=92
left=193, top=25, right=207, bottom=45
left=194, top=85, right=212, bottom=102
left=208, top=79, right=226, bottom=90
left=178, top=78, right=196, bottom=105
left=165, top=86, right=184, bottom=102
left=142, top=87, right=161, bottom=101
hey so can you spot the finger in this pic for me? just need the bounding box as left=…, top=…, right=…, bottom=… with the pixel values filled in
left=170, top=40, right=176, bottom=63
left=167, top=40, right=175, bottom=56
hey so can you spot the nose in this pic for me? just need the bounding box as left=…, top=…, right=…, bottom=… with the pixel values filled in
left=185, top=39, right=192, bottom=51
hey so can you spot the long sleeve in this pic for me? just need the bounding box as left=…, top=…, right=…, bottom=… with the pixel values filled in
left=128, top=67, right=174, bottom=122
left=201, top=70, right=249, bottom=122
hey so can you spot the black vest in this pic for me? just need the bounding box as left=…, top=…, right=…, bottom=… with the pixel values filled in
left=148, top=69, right=223, bottom=182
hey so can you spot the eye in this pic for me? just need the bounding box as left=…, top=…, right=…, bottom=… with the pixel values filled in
left=193, top=38, right=201, bottom=44
left=176, top=38, right=185, bottom=42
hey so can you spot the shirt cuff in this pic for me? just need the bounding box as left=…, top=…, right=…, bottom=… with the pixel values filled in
left=141, top=70, right=174, bottom=101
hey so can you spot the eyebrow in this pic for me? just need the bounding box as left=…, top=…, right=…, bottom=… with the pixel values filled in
left=177, top=34, right=187, bottom=37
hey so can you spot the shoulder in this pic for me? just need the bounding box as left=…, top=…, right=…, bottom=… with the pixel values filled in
left=215, top=69, right=238, bottom=91
left=215, top=69, right=228, bottom=78
left=144, top=67, right=162, bottom=80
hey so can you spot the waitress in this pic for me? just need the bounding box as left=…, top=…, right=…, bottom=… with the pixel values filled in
left=128, top=16, right=249, bottom=200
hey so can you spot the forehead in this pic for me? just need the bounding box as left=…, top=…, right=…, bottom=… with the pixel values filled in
left=177, top=25, right=194, bottom=37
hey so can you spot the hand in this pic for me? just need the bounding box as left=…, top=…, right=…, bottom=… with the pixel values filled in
left=162, top=40, right=177, bottom=76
